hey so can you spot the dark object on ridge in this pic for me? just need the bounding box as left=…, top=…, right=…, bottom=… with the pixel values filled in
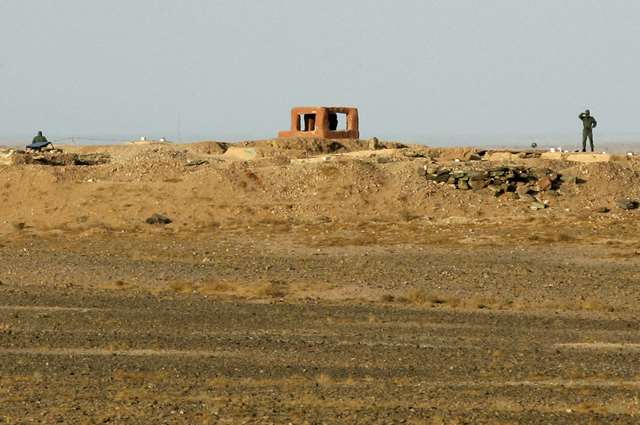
left=145, top=213, right=172, bottom=225
left=26, top=131, right=53, bottom=151
left=617, top=199, right=639, bottom=211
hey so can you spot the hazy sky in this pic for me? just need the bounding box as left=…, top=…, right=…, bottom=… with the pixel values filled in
left=1, top=0, right=639, bottom=143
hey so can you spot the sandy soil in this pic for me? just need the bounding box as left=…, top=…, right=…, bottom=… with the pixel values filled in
left=1, top=139, right=640, bottom=423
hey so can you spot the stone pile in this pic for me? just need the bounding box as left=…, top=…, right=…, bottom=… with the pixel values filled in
left=14, top=151, right=111, bottom=166
left=420, top=165, right=568, bottom=207
left=145, top=213, right=172, bottom=225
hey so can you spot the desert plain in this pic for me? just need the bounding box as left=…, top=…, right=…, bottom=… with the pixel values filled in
left=1, top=139, right=640, bottom=424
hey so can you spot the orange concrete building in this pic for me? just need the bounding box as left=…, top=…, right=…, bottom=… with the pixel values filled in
left=278, top=106, right=359, bottom=139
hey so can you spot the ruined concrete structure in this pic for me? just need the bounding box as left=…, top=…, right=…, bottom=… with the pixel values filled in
left=279, top=106, right=359, bottom=139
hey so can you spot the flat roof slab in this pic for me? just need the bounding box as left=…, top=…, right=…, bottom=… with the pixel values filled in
left=540, top=152, right=611, bottom=163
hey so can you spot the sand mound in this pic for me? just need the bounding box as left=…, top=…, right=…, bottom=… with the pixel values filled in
left=0, top=139, right=639, bottom=235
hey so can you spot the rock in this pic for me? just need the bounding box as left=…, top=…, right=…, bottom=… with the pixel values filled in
left=596, top=207, right=610, bottom=213
left=468, top=153, right=482, bottom=161
left=537, top=176, right=553, bottom=191
left=487, top=184, right=503, bottom=196
left=467, top=171, right=487, bottom=181
left=516, top=184, right=532, bottom=196
left=417, top=166, right=427, bottom=177
left=468, top=180, right=486, bottom=190
left=452, top=170, right=467, bottom=179
left=617, top=199, right=640, bottom=210
left=515, top=170, right=531, bottom=180
left=530, top=202, right=547, bottom=211
left=434, top=173, right=450, bottom=183
left=402, top=150, right=427, bottom=158
left=185, top=159, right=208, bottom=167
left=426, top=165, right=440, bottom=175
left=74, top=153, right=111, bottom=166
left=457, top=180, right=470, bottom=190
left=145, top=213, right=173, bottom=225
left=560, top=175, right=578, bottom=184
left=0, top=149, right=16, bottom=166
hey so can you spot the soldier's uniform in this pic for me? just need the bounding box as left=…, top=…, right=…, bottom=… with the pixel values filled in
left=579, top=111, right=597, bottom=152
left=32, top=131, right=48, bottom=144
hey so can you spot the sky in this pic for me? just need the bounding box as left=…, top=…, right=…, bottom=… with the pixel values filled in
left=1, top=0, right=639, bottom=145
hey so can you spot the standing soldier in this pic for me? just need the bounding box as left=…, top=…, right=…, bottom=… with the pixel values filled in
left=578, top=109, right=597, bottom=152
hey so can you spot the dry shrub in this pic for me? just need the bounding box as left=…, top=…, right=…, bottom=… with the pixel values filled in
left=554, top=233, right=575, bottom=242
left=541, top=297, right=614, bottom=313
left=429, top=295, right=448, bottom=305
left=343, top=377, right=356, bottom=386
left=99, top=280, right=130, bottom=291
left=258, top=218, right=292, bottom=232
left=168, top=281, right=197, bottom=294
left=315, top=373, right=333, bottom=387
left=406, top=289, right=429, bottom=305
left=405, top=290, right=459, bottom=306
left=113, top=369, right=169, bottom=383
left=399, top=210, right=420, bottom=222
left=105, top=341, right=130, bottom=352
left=380, top=294, right=395, bottom=303
left=528, top=232, right=577, bottom=243
left=492, top=397, right=523, bottom=412
left=578, top=298, right=611, bottom=312
left=309, top=233, right=380, bottom=247
left=0, top=323, right=11, bottom=334
left=575, top=397, right=640, bottom=415
left=319, top=165, right=340, bottom=177
left=199, top=282, right=232, bottom=296
left=199, top=280, right=298, bottom=300
left=402, top=290, right=493, bottom=309
left=254, top=281, right=289, bottom=298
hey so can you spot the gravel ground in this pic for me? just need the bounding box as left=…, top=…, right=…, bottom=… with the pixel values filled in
left=1, top=226, right=640, bottom=424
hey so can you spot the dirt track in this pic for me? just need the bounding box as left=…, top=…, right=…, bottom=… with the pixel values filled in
left=1, top=141, right=640, bottom=423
